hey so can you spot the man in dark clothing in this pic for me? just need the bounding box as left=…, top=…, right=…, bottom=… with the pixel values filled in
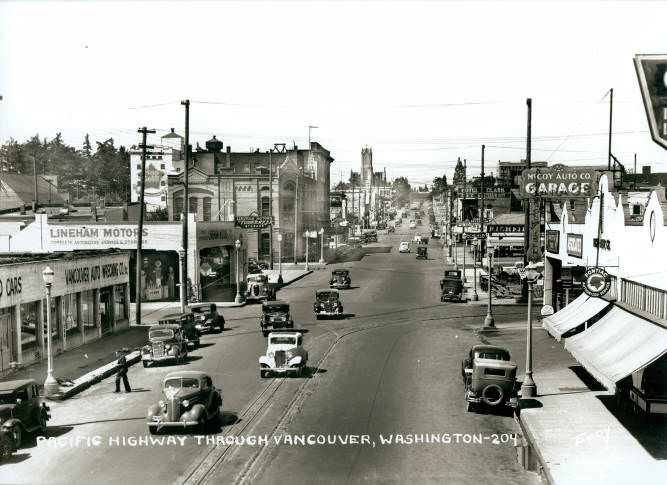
left=115, top=348, right=131, bottom=393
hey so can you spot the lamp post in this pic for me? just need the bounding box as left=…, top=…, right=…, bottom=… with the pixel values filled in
left=277, top=233, right=283, bottom=278
left=484, top=244, right=495, bottom=328
left=472, top=244, right=479, bottom=301
left=319, top=227, right=325, bottom=264
left=234, top=240, right=243, bottom=304
left=520, top=261, right=544, bottom=398
left=178, top=249, right=185, bottom=313
left=305, top=231, right=310, bottom=272
left=42, top=267, right=59, bottom=397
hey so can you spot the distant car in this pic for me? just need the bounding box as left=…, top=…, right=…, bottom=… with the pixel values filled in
left=189, top=303, right=224, bottom=333
left=159, top=313, right=200, bottom=349
left=416, top=246, right=428, bottom=260
left=147, top=371, right=223, bottom=434
left=329, top=269, right=351, bottom=289
left=260, top=300, right=294, bottom=337
left=142, top=324, right=189, bottom=367
left=247, top=273, right=270, bottom=301
left=462, top=345, right=518, bottom=412
left=440, top=277, right=464, bottom=302
left=0, top=379, right=50, bottom=454
left=259, top=331, right=309, bottom=378
left=387, top=226, right=395, bottom=233
left=399, top=242, right=410, bottom=253
left=413, top=234, right=422, bottom=243
left=314, top=289, right=343, bottom=319
left=409, top=221, right=417, bottom=229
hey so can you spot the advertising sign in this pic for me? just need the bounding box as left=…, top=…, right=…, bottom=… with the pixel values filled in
left=583, top=267, right=611, bottom=298
left=634, top=54, right=667, bottom=150
left=546, top=230, right=560, bottom=253
left=520, top=164, right=598, bottom=199
left=235, top=216, right=273, bottom=229
left=566, top=233, right=583, bottom=258
left=463, top=232, right=487, bottom=240
left=487, top=224, right=524, bottom=234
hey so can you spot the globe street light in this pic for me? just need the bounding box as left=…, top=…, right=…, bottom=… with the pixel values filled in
left=520, top=261, right=544, bottom=398
left=42, top=266, right=59, bottom=397
left=178, top=249, right=185, bottom=313
left=319, top=227, right=325, bottom=264
left=234, top=239, right=243, bottom=304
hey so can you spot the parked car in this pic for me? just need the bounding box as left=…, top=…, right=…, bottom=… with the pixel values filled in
left=416, top=246, right=428, bottom=260
left=0, top=379, right=50, bottom=452
left=189, top=303, right=224, bottom=334
left=146, top=371, right=223, bottom=434
left=259, top=331, right=309, bottom=378
left=399, top=242, right=410, bottom=253
left=246, top=273, right=270, bottom=301
left=142, top=324, right=189, bottom=367
left=159, top=313, right=200, bottom=349
left=363, top=230, right=378, bottom=243
left=413, top=234, right=422, bottom=243
left=260, top=300, right=294, bottom=337
left=462, top=345, right=518, bottom=412
left=409, top=221, right=417, bottom=229
left=329, top=269, right=351, bottom=289
left=314, top=289, right=344, bottom=319
left=387, top=226, right=395, bottom=233
left=440, top=277, right=464, bottom=302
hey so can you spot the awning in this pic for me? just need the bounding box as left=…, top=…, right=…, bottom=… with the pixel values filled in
left=564, top=307, right=667, bottom=391
left=542, top=293, right=611, bottom=341
left=487, top=236, right=524, bottom=246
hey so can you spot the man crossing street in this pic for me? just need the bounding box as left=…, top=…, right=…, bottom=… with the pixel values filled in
left=114, top=348, right=131, bottom=393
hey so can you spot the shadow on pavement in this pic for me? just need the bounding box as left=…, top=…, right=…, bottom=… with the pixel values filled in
left=597, top=394, right=667, bottom=460
left=196, top=343, right=216, bottom=349
left=218, top=412, right=240, bottom=429
left=516, top=398, right=543, bottom=418
left=568, top=365, right=606, bottom=391
left=183, top=356, right=204, bottom=363
left=303, top=367, right=328, bottom=379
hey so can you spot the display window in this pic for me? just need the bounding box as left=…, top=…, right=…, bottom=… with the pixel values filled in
left=81, top=290, right=98, bottom=340
left=130, top=251, right=179, bottom=302
left=200, top=246, right=231, bottom=302
left=63, top=293, right=79, bottom=336
left=20, top=302, right=39, bottom=352
left=115, top=284, right=127, bottom=320
left=42, top=297, right=60, bottom=347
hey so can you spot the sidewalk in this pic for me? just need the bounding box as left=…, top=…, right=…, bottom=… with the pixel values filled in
left=514, top=327, right=667, bottom=484
left=2, top=268, right=315, bottom=399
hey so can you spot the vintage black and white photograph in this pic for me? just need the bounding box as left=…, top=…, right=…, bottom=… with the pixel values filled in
left=0, top=1, right=666, bottom=484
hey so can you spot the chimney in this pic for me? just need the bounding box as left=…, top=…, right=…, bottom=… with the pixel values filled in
left=226, top=146, right=231, bottom=168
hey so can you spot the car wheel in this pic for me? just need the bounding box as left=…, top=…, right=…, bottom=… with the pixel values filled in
left=481, top=384, right=505, bottom=407
left=197, top=416, right=207, bottom=435
left=37, top=412, right=48, bottom=436
left=148, top=426, right=159, bottom=435
left=0, top=434, right=12, bottom=460
left=260, top=370, right=267, bottom=378
left=142, top=361, right=148, bottom=368
left=11, top=426, right=21, bottom=449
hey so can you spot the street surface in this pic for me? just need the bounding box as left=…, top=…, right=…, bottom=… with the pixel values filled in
left=1, top=224, right=540, bottom=485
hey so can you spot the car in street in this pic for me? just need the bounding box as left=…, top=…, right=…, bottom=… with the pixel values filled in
left=387, top=225, right=395, bottom=233
left=146, top=371, right=223, bottom=434
left=416, top=246, right=428, bottom=260
left=189, top=303, right=225, bottom=333
left=259, top=331, right=308, bottom=378
left=314, top=289, right=344, bottom=319
left=362, top=230, right=378, bottom=243
left=440, top=277, right=464, bottom=302
left=260, top=300, right=294, bottom=336
left=246, top=273, right=270, bottom=301
left=159, top=312, right=201, bottom=349
left=461, top=345, right=518, bottom=412
left=413, top=234, right=422, bottom=243
left=142, top=324, right=189, bottom=367
left=409, top=221, right=417, bottom=229
left=329, top=269, right=351, bottom=289
left=399, top=241, right=410, bottom=253
left=0, top=379, right=50, bottom=452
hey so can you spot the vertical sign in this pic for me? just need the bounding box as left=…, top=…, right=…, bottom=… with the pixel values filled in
left=635, top=54, right=667, bottom=150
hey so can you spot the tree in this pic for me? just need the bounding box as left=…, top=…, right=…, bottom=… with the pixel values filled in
left=392, top=176, right=410, bottom=206
left=349, top=172, right=361, bottom=187
left=333, top=181, right=349, bottom=191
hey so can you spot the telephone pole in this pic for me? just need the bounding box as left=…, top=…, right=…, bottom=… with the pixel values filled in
left=608, top=88, right=613, bottom=171
left=269, top=148, right=274, bottom=270
left=181, top=100, right=190, bottom=306
left=136, top=127, right=155, bottom=326
left=523, top=98, right=532, bottom=268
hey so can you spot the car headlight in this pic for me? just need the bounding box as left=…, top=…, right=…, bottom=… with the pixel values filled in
left=165, top=344, right=172, bottom=350
left=268, top=352, right=274, bottom=358
left=158, top=400, right=166, bottom=410
left=181, top=399, right=190, bottom=408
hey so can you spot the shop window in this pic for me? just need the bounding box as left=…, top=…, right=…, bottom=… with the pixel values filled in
left=632, top=204, right=642, bottom=215
left=81, top=290, right=97, bottom=340
left=261, top=196, right=270, bottom=216
left=63, top=293, right=79, bottom=336
left=203, top=198, right=212, bottom=221
left=190, top=197, right=198, bottom=217
left=19, top=303, right=38, bottom=353
left=115, top=285, right=127, bottom=320
left=200, top=246, right=231, bottom=302
left=260, top=233, right=271, bottom=258
left=42, top=297, right=59, bottom=347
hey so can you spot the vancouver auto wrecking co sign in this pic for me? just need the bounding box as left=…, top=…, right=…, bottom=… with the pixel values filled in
left=520, top=165, right=598, bottom=199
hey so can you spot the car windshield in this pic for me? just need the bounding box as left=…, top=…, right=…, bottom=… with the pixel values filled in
left=150, top=329, right=174, bottom=339
left=317, top=292, right=338, bottom=301
left=271, top=337, right=296, bottom=345
left=265, top=305, right=289, bottom=313
left=477, top=351, right=509, bottom=360
left=164, top=377, right=200, bottom=391
left=0, top=392, right=17, bottom=404
left=190, top=307, right=204, bottom=314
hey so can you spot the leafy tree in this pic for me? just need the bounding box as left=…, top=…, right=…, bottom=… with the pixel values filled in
left=392, top=176, right=410, bottom=206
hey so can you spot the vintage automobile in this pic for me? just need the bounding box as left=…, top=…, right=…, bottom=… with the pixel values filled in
left=259, top=331, right=309, bottom=378
left=189, top=303, right=225, bottom=334
left=329, top=269, right=351, bottom=289
left=246, top=273, right=270, bottom=301
left=387, top=225, right=395, bottom=233
left=399, top=241, right=410, bottom=253
left=413, top=234, right=422, bottom=243
left=142, top=324, right=189, bottom=367
left=461, top=345, right=518, bottom=412
left=0, top=379, right=50, bottom=452
left=147, top=371, right=223, bottom=434
left=260, top=300, right=294, bottom=337
left=440, top=277, right=465, bottom=302
left=314, top=289, right=344, bottom=319
left=159, top=313, right=201, bottom=349
left=416, top=246, right=428, bottom=260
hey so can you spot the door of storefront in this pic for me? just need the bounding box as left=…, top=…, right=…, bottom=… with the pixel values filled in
left=100, top=289, right=112, bottom=335
left=0, top=313, right=11, bottom=372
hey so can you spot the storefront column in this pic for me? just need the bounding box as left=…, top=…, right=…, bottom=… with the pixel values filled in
left=13, top=304, right=22, bottom=364
left=77, top=292, right=84, bottom=344
left=124, top=282, right=131, bottom=324
left=94, top=288, right=101, bottom=340
left=37, top=299, right=45, bottom=360
left=544, top=257, right=554, bottom=307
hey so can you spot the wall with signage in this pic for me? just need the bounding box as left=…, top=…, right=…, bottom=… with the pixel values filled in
left=520, top=165, right=599, bottom=199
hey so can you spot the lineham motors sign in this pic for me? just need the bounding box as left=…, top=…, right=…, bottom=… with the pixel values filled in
left=520, top=165, right=598, bottom=199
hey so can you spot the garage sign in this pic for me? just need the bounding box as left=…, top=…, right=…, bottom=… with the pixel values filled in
left=520, top=164, right=598, bottom=199
left=583, top=267, right=611, bottom=298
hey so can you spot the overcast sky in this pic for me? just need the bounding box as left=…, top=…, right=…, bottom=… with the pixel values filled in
left=2, top=1, right=667, bottom=186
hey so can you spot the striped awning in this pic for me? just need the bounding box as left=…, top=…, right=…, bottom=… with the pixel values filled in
left=542, top=293, right=611, bottom=341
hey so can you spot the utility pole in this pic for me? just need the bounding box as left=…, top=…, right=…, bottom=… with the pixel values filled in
left=269, top=149, right=274, bottom=270
left=462, top=159, right=467, bottom=283
left=294, top=165, right=300, bottom=264
left=608, top=88, right=613, bottom=171
left=181, top=100, right=190, bottom=305
left=33, top=150, right=38, bottom=212
left=634, top=153, right=637, bottom=190
left=136, top=127, right=155, bottom=326
left=523, top=99, right=532, bottom=269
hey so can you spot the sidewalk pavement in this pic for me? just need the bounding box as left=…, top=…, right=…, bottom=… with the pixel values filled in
left=2, top=268, right=315, bottom=399
left=513, top=324, right=667, bottom=484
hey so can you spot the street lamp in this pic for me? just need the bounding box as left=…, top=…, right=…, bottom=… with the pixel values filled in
left=520, top=261, right=544, bottom=398
left=472, top=243, right=479, bottom=301
left=234, top=239, right=243, bottom=304
left=178, top=249, right=185, bottom=313
left=483, top=244, right=495, bottom=328
left=42, top=266, right=59, bottom=397
left=319, top=227, right=325, bottom=264
left=277, top=233, right=283, bottom=279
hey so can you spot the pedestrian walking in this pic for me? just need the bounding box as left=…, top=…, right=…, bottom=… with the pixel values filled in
left=114, top=348, right=131, bottom=393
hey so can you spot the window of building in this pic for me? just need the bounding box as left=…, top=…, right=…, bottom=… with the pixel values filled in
left=632, top=204, right=642, bottom=215
left=20, top=302, right=39, bottom=353
left=190, top=197, right=198, bottom=217
left=63, top=293, right=79, bottom=336
left=161, top=195, right=166, bottom=201
left=203, top=198, right=212, bottom=221
left=160, top=180, right=166, bottom=186
left=260, top=233, right=271, bottom=258
left=136, top=164, right=141, bottom=170
left=115, top=285, right=127, bottom=321
left=81, top=290, right=97, bottom=340
left=261, top=196, right=270, bottom=216
left=242, top=163, right=250, bottom=173
left=160, top=164, right=165, bottom=169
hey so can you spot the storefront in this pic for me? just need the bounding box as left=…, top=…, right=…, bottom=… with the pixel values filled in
left=0, top=250, right=130, bottom=375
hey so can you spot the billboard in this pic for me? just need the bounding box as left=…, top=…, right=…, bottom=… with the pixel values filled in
left=520, top=165, right=598, bottom=199
left=566, top=233, right=583, bottom=258
left=634, top=54, right=667, bottom=150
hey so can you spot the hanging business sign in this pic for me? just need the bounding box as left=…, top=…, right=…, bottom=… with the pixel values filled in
left=546, top=230, right=560, bottom=253
left=235, top=216, right=273, bottom=229
left=487, top=224, right=524, bottom=234
left=583, top=267, right=611, bottom=298
left=463, top=232, right=487, bottom=240
left=520, top=165, right=598, bottom=199
left=634, top=54, right=667, bottom=150
left=566, top=233, right=583, bottom=258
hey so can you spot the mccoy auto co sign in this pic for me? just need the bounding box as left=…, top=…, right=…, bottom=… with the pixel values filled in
left=519, top=164, right=598, bottom=199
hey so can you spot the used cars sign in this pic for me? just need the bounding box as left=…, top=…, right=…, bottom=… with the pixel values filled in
left=520, top=164, right=598, bottom=199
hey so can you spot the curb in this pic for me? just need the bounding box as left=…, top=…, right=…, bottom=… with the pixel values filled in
left=279, top=270, right=313, bottom=287
left=515, top=405, right=556, bottom=485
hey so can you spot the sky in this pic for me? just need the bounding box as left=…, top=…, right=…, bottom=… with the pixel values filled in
left=2, top=0, right=667, bottom=186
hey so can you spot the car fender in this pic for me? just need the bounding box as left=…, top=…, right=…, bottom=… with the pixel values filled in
left=187, top=404, right=206, bottom=421
left=288, top=355, right=303, bottom=366
left=1, top=419, right=23, bottom=432
left=147, top=404, right=161, bottom=419
left=259, top=355, right=273, bottom=366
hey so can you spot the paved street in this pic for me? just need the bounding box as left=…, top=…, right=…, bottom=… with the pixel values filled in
left=1, top=227, right=539, bottom=485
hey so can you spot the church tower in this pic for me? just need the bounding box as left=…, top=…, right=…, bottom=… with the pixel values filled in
left=361, top=147, right=374, bottom=187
